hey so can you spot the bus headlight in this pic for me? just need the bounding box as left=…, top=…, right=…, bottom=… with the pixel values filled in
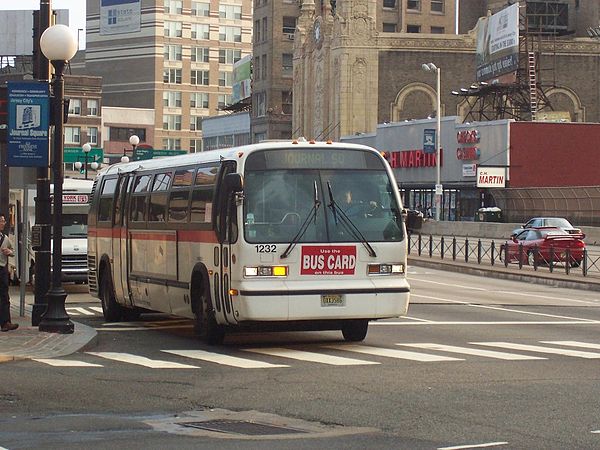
left=244, top=265, right=288, bottom=277
left=368, top=263, right=405, bottom=275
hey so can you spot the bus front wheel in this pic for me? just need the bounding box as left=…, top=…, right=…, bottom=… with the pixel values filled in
left=100, top=269, right=123, bottom=322
left=192, top=273, right=225, bottom=345
left=341, top=320, right=369, bottom=342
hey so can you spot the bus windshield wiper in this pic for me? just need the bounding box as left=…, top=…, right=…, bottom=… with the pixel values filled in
left=326, top=181, right=377, bottom=257
left=281, top=180, right=321, bottom=259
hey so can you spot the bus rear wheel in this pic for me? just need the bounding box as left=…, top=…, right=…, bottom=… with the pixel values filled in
left=100, top=269, right=123, bottom=322
left=192, top=273, right=225, bottom=345
left=341, top=320, right=369, bottom=342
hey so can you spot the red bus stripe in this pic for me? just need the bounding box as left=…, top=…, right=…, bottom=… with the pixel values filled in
left=89, top=227, right=218, bottom=243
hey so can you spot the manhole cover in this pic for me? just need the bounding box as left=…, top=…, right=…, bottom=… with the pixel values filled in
left=180, top=419, right=307, bottom=436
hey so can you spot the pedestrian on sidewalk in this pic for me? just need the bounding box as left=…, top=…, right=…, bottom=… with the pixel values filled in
left=0, top=213, right=17, bottom=332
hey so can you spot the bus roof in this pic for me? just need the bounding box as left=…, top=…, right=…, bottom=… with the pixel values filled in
left=96, top=141, right=380, bottom=178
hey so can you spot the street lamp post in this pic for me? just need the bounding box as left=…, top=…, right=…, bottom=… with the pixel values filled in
left=422, top=62, right=442, bottom=221
left=123, top=134, right=139, bottom=163
left=74, top=142, right=92, bottom=179
left=39, top=24, right=78, bottom=334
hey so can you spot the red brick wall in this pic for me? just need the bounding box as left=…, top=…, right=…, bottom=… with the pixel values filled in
left=509, top=122, right=600, bottom=187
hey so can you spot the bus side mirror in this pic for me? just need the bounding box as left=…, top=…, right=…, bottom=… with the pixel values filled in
left=224, top=173, right=243, bottom=193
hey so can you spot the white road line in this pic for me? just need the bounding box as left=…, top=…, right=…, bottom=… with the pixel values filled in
left=66, top=307, right=95, bottom=316
left=322, top=344, right=463, bottom=362
left=98, top=325, right=194, bottom=331
left=371, top=321, right=600, bottom=326
left=472, top=342, right=600, bottom=359
left=438, top=442, right=509, bottom=450
left=396, top=343, right=546, bottom=360
left=87, top=352, right=199, bottom=368
left=408, top=277, right=488, bottom=291
left=162, top=349, right=289, bottom=369
left=412, top=294, right=599, bottom=322
left=33, top=359, right=103, bottom=367
left=89, top=306, right=104, bottom=313
left=541, top=341, right=600, bottom=350
left=243, top=348, right=380, bottom=366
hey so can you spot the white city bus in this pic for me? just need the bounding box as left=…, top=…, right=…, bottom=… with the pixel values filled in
left=87, top=140, right=410, bottom=344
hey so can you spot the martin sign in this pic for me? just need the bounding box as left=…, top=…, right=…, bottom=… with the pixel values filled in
left=477, top=167, right=506, bottom=188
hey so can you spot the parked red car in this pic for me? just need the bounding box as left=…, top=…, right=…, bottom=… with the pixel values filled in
left=500, top=226, right=586, bottom=267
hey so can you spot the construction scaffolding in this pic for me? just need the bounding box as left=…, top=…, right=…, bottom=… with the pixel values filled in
left=456, top=1, right=566, bottom=123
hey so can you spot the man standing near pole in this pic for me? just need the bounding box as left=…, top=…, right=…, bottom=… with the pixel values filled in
left=0, top=213, right=17, bottom=332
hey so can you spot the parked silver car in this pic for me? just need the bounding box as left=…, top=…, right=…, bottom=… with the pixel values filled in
left=511, top=217, right=582, bottom=237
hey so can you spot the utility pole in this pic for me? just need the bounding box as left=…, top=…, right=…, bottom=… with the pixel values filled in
left=31, top=0, right=52, bottom=325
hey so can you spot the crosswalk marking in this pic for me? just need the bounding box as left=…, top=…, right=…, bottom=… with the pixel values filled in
left=66, top=307, right=95, bottom=316
left=33, top=358, right=103, bottom=367
left=162, top=349, right=288, bottom=368
left=89, top=306, right=104, bottom=313
left=243, top=347, right=380, bottom=366
left=472, top=342, right=600, bottom=359
left=540, top=341, right=600, bottom=350
left=323, top=344, right=463, bottom=362
left=396, top=343, right=546, bottom=360
left=87, top=352, right=199, bottom=368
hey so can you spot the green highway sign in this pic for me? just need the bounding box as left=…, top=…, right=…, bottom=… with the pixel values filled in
left=133, top=148, right=187, bottom=161
left=64, top=147, right=104, bottom=164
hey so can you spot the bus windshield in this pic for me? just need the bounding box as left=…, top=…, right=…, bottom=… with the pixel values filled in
left=243, top=148, right=404, bottom=244
left=62, top=213, right=88, bottom=238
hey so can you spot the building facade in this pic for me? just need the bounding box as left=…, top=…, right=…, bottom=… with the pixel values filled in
left=252, top=0, right=458, bottom=142
left=293, top=0, right=600, bottom=141
left=78, top=0, right=253, bottom=152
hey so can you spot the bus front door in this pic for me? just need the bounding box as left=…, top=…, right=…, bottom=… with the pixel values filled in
left=113, top=174, right=134, bottom=308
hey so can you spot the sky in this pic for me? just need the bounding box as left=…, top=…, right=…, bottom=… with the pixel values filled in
left=0, top=0, right=86, bottom=47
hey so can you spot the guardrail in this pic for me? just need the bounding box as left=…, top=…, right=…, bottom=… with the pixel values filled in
left=408, top=234, right=600, bottom=278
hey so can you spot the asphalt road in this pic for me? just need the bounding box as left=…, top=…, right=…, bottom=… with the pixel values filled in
left=2, top=267, right=600, bottom=449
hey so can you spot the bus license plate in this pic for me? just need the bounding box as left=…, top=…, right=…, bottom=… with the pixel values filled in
left=321, top=294, right=344, bottom=307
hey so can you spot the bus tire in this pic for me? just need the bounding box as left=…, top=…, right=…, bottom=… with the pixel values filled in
left=341, top=319, right=369, bottom=342
left=100, top=268, right=123, bottom=322
left=192, top=272, right=225, bottom=345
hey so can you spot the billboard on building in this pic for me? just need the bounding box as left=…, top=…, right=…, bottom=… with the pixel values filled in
left=475, top=3, right=520, bottom=83
left=232, top=55, right=252, bottom=105
left=100, top=0, right=141, bottom=35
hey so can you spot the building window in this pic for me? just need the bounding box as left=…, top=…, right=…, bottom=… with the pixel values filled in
left=190, top=139, right=203, bottom=152
left=87, top=99, right=98, bottom=116
left=382, top=23, right=397, bottom=32
left=254, top=91, right=266, bottom=117
left=190, top=92, right=209, bottom=108
left=383, top=0, right=396, bottom=7
left=190, top=116, right=204, bottom=131
left=219, top=71, right=233, bottom=87
left=164, top=21, right=182, bottom=37
left=191, top=46, right=210, bottom=62
left=262, top=17, right=268, bottom=40
left=254, top=55, right=261, bottom=80
left=192, top=23, right=210, bottom=40
left=65, top=126, right=80, bottom=144
left=110, top=127, right=146, bottom=142
left=218, top=94, right=232, bottom=109
left=282, top=53, right=293, bottom=75
left=407, top=24, right=421, bottom=33
left=219, top=4, right=242, bottom=20
left=163, top=68, right=182, bottom=84
left=191, top=70, right=210, bottom=85
left=431, top=26, right=445, bottom=34
left=407, top=0, right=420, bottom=11
left=164, top=44, right=182, bottom=61
left=282, top=90, right=292, bottom=115
left=219, top=48, right=242, bottom=64
left=163, top=91, right=182, bottom=108
left=282, top=16, right=296, bottom=35
left=431, top=0, right=444, bottom=13
left=191, top=1, right=210, bottom=16
left=163, top=114, right=182, bottom=131
left=162, top=138, right=181, bottom=150
left=68, top=99, right=81, bottom=115
left=261, top=55, right=267, bottom=80
left=164, top=0, right=182, bottom=14
left=254, top=20, right=261, bottom=42
left=219, top=26, right=242, bottom=42
left=87, top=127, right=98, bottom=145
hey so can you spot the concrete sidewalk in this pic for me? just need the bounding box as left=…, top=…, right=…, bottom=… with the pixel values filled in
left=0, top=285, right=98, bottom=363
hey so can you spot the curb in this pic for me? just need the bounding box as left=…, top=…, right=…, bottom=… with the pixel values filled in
left=408, top=257, right=600, bottom=292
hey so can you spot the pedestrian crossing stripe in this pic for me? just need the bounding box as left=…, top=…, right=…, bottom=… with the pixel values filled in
left=30, top=340, right=600, bottom=368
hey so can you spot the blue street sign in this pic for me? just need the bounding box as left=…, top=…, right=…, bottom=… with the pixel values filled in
left=7, top=81, right=50, bottom=167
left=423, top=128, right=436, bottom=154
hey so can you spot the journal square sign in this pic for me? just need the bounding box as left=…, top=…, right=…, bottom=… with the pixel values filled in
left=7, top=81, right=50, bottom=167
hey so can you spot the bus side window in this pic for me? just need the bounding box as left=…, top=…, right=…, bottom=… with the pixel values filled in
left=148, top=172, right=172, bottom=222
left=98, top=178, right=118, bottom=222
left=168, top=167, right=194, bottom=223
left=130, top=175, right=151, bottom=223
